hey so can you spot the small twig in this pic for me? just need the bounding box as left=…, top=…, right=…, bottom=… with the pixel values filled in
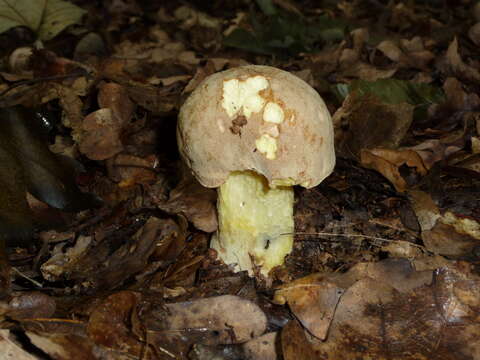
left=0, top=70, right=90, bottom=97
left=279, top=231, right=428, bottom=251
left=11, top=267, right=43, bottom=288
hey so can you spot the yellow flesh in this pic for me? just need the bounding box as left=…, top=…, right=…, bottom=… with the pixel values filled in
left=211, top=171, right=294, bottom=276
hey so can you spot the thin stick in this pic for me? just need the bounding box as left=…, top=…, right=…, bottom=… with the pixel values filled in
left=279, top=232, right=428, bottom=251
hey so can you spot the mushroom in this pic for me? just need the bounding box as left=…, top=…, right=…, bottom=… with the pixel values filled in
left=177, top=65, right=335, bottom=276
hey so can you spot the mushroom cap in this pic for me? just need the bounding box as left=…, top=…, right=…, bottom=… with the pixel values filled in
left=177, top=65, right=335, bottom=188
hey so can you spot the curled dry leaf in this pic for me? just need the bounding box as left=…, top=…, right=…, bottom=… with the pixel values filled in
left=377, top=37, right=434, bottom=70
left=41, top=235, right=93, bottom=281
left=79, top=83, right=134, bottom=160
left=107, top=153, right=157, bottom=186
left=409, top=139, right=461, bottom=169
left=445, top=37, right=480, bottom=84
left=360, top=148, right=427, bottom=192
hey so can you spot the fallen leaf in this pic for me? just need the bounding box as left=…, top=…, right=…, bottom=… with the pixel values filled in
left=361, top=148, right=428, bottom=192
left=445, top=37, right=480, bottom=84
left=242, top=332, right=278, bottom=360
left=79, top=108, right=124, bottom=160
left=87, top=291, right=143, bottom=357
left=0, top=0, right=86, bottom=41
left=279, top=259, right=480, bottom=359
left=156, top=170, right=218, bottom=233
left=274, top=274, right=345, bottom=339
left=334, top=93, right=413, bottom=159
left=0, top=330, right=37, bottom=360
left=146, top=295, right=267, bottom=344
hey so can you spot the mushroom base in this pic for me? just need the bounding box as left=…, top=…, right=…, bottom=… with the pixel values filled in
left=211, top=171, right=294, bottom=276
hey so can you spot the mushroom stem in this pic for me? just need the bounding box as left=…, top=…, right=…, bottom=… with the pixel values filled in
left=211, top=171, right=294, bottom=276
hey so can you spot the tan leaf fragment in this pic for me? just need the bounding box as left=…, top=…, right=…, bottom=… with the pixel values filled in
left=361, top=148, right=427, bottom=192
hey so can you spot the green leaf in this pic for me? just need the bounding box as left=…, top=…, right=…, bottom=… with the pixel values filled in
left=255, top=0, right=277, bottom=16
left=223, top=28, right=274, bottom=55
left=223, top=9, right=347, bottom=57
left=333, top=79, right=445, bottom=106
left=0, top=0, right=86, bottom=41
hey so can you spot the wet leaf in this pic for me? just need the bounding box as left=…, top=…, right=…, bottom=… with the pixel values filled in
left=0, top=0, right=86, bottom=41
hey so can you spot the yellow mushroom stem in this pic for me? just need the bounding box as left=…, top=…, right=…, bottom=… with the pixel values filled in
left=210, top=171, right=294, bottom=276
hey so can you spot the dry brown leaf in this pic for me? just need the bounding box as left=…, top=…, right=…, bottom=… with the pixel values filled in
left=87, top=291, right=143, bottom=357
left=338, top=62, right=397, bottom=81
left=26, top=332, right=98, bottom=360
left=281, top=318, right=322, bottom=360
left=242, top=332, right=278, bottom=360
left=445, top=37, right=480, bottom=84
left=469, top=23, right=480, bottom=46
left=156, top=170, right=218, bottom=233
left=422, top=221, right=480, bottom=256
left=274, top=274, right=345, bottom=340
left=443, top=77, right=480, bottom=111
left=334, top=93, right=413, bottom=159
left=361, top=148, right=427, bottom=192
left=279, top=259, right=480, bottom=359
left=79, top=108, right=124, bottom=160
left=377, top=37, right=434, bottom=70
left=409, top=139, right=461, bottom=169
left=97, top=82, right=135, bottom=126
left=107, top=153, right=158, bottom=186
left=148, top=295, right=267, bottom=344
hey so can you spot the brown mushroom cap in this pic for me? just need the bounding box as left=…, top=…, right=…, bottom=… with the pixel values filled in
left=177, top=65, right=335, bottom=188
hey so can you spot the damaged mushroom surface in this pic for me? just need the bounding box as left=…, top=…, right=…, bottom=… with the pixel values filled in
left=177, top=65, right=335, bottom=276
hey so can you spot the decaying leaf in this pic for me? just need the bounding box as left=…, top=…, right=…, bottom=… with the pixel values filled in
left=87, top=291, right=143, bottom=357
left=41, top=217, right=182, bottom=290
left=145, top=294, right=267, bottom=343
left=278, top=259, right=480, bottom=359
left=156, top=169, right=218, bottom=233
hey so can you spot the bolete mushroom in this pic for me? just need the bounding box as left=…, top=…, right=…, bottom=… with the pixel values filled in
left=177, top=65, right=335, bottom=276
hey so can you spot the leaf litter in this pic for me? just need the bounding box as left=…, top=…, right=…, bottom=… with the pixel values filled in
left=0, top=1, right=480, bottom=359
